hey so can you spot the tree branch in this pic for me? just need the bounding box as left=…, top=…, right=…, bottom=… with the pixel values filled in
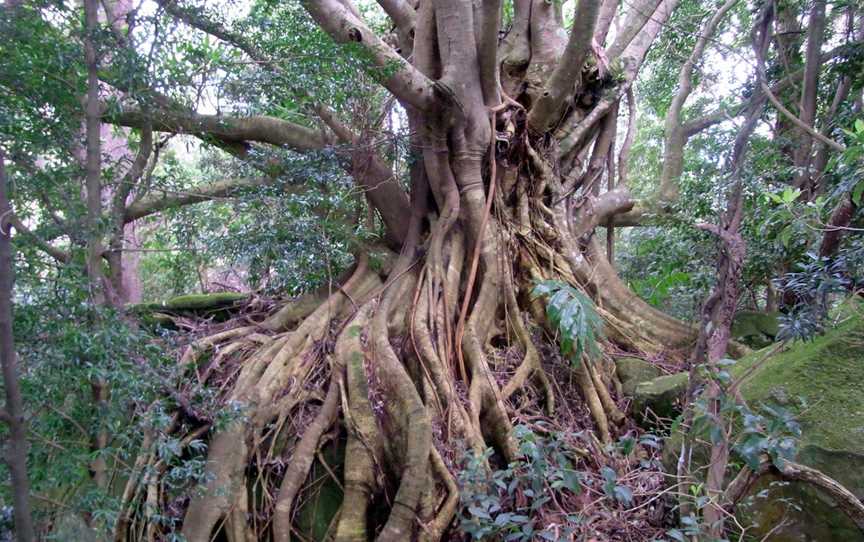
left=8, top=213, right=71, bottom=264
left=684, top=40, right=863, bottom=138
left=108, top=107, right=329, bottom=151
left=758, top=73, right=845, bottom=153
left=559, top=0, right=677, bottom=155
left=573, top=188, right=634, bottom=238
left=594, top=0, right=618, bottom=45
left=300, top=0, right=436, bottom=111
left=660, top=0, right=738, bottom=202
left=124, top=177, right=280, bottom=222
left=527, top=0, right=602, bottom=132
left=605, top=0, right=661, bottom=60
left=153, top=0, right=360, bottom=149
left=376, top=0, right=416, bottom=35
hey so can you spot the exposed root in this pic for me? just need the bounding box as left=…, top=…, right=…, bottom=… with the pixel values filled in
left=272, top=374, right=340, bottom=542
left=589, top=361, right=625, bottom=426
left=120, top=148, right=698, bottom=541
left=334, top=304, right=382, bottom=542
left=574, top=360, right=611, bottom=443
left=370, top=265, right=433, bottom=542
left=420, top=447, right=459, bottom=542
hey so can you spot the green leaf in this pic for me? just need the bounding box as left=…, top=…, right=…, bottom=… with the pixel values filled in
left=613, top=485, right=633, bottom=505
left=781, top=187, right=801, bottom=204
left=852, top=180, right=864, bottom=206
left=778, top=225, right=794, bottom=249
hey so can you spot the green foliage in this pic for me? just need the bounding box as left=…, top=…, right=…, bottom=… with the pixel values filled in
left=599, top=466, right=633, bottom=505
left=3, top=271, right=215, bottom=535
left=687, top=357, right=802, bottom=479
left=734, top=403, right=800, bottom=470
left=776, top=247, right=863, bottom=341
left=457, top=425, right=584, bottom=541
left=531, top=280, right=603, bottom=364
left=839, top=118, right=864, bottom=206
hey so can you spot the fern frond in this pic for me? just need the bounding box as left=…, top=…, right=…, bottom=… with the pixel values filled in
left=531, top=280, right=604, bottom=365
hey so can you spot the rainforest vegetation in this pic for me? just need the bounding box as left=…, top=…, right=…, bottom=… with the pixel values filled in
left=0, top=0, right=863, bottom=540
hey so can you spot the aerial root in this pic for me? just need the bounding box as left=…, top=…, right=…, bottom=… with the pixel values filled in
left=501, top=274, right=555, bottom=414
left=371, top=265, right=433, bottom=542
left=125, top=228, right=655, bottom=541
left=411, top=273, right=485, bottom=452
left=420, top=447, right=459, bottom=542
left=272, top=373, right=341, bottom=542
left=334, top=304, right=382, bottom=542
left=575, top=360, right=612, bottom=443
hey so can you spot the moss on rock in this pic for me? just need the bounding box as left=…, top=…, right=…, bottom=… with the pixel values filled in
left=615, top=357, right=663, bottom=396
left=655, top=307, right=864, bottom=540
left=731, top=311, right=780, bottom=348
left=632, top=372, right=688, bottom=426
left=734, top=313, right=864, bottom=454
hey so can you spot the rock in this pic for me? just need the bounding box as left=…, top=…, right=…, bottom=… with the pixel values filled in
left=615, top=357, right=662, bottom=396
left=659, top=309, right=864, bottom=540
left=733, top=310, right=864, bottom=540
left=731, top=310, right=780, bottom=348
left=632, top=372, right=688, bottom=426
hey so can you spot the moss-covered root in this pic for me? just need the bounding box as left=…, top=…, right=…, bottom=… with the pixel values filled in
left=272, top=375, right=341, bottom=542
left=334, top=305, right=383, bottom=542
left=372, top=272, right=434, bottom=542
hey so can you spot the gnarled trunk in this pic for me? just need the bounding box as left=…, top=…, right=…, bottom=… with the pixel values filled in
left=112, top=1, right=705, bottom=540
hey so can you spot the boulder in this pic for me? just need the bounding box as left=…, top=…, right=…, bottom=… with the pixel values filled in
left=632, top=372, right=688, bottom=426
left=731, top=310, right=780, bottom=348
left=615, top=357, right=662, bottom=396
left=733, top=310, right=864, bottom=540
left=654, top=309, right=864, bottom=540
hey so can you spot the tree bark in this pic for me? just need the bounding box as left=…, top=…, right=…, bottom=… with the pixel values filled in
left=0, top=151, right=36, bottom=542
left=84, top=0, right=109, bottom=306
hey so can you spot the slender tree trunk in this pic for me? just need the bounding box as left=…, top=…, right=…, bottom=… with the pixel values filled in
left=792, top=0, right=827, bottom=194
left=83, top=0, right=112, bottom=496
left=0, top=151, right=36, bottom=542
left=693, top=97, right=764, bottom=542
left=84, top=0, right=108, bottom=306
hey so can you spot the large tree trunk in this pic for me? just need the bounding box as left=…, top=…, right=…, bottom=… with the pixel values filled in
left=110, top=1, right=712, bottom=540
